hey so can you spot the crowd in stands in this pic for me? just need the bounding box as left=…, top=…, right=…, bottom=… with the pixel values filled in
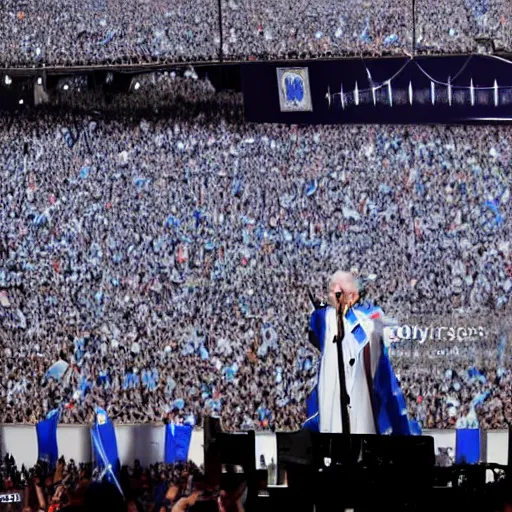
left=1, top=0, right=511, bottom=66
left=0, top=74, right=511, bottom=432
left=415, top=0, right=512, bottom=53
left=220, top=0, right=412, bottom=60
left=0, top=0, right=219, bottom=66
left=0, top=454, right=242, bottom=512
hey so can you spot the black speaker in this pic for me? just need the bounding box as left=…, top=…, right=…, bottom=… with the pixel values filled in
left=276, top=430, right=315, bottom=512
left=276, top=429, right=313, bottom=485
left=203, top=417, right=256, bottom=473
left=203, top=417, right=258, bottom=511
left=204, top=417, right=223, bottom=488
left=204, top=416, right=222, bottom=447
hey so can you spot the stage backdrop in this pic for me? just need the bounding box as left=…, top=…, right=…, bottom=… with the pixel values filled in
left=1, top=114, right=511, bottom=434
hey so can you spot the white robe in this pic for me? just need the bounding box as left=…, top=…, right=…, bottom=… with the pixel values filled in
left=318, top=307, right=379, bottom=434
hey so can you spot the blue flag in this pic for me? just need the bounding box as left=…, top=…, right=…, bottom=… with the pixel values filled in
left=164, top=424, right=192, bottom=464
left=91, top=408, right=120, bottom=478
left=36, top=409, right=60, bottom=467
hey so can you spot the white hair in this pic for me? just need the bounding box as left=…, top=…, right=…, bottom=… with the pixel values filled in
left=327, top=271, right=358, bottom=306
left=329, top=271, right=358, bottom=293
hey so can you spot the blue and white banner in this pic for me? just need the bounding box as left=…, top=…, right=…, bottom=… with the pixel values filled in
left=91, top=407, right=123, bottom=495
left=36, top=408, right=60, bottom=467
left=277, top=68, right=312, bottom=113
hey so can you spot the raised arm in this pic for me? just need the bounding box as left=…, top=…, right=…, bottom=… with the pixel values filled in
left=308, top=307, right=327, bottom=351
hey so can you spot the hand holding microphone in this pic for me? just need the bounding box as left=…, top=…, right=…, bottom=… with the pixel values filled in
left=335, top=290, right=359, bottom=316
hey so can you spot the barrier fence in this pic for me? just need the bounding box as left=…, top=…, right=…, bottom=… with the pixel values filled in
left=0, top=425, right=508, bottom=472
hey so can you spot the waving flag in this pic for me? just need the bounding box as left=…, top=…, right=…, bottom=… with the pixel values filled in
left=472, top=391, right=490, bottom=407
left=455, top=428, right=481, bottom=464
left=99, top=31, right=116, bottom=46
left=165, top=215, right=181, bottom=228
left=61, top=128, right=76, bottom=149
left=91, top=407, right=121, bottom=491
left=45, top=360, right=69, bottom=381
left=173, top=398, right=185, bottom=410
left=497, top=334, right=506, bottom=371
left=33, top=212, right=48, bottom=227
left=164, top=424, right=192, bottom=464
left=305, top=180, right=318, bottom=197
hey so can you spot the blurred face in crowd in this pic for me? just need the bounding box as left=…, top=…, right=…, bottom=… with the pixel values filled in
left=165, top=483, right=179, bottom=502
left=127, top=500, right=139, bottom=512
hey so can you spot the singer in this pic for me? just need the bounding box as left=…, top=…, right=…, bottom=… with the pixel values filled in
left=303, top=271, right=420, bottom=435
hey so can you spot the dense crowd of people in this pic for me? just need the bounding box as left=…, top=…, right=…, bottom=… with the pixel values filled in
left=416, top=0, right=512, bottom=54
left=1, top=1, right=511, bottom=66
left=0, top=453, right=243, bottom=512
left=1, top=0, right=219, bottom=66
left=220, top=0, right=412, bottom=60
left=0, top=75, right=511, bottom=432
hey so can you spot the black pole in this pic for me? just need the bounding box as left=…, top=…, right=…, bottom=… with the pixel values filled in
left=412, top=0, right=417, bottom=55
left=335, top=305, right=351, bottom=434
left=217, top=0, right=224, bottom=64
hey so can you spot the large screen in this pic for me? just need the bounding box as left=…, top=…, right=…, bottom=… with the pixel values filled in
left=0, top=114, right=510, bottom=431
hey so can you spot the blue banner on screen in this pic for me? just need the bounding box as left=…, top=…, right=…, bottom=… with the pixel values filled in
left=36, top=408, right=60, bottom=467
left=455, top=429, right=481, bottom=464
left=91, top=408, right=120, bottom=476
left=165, top=424, right=192, bottom=464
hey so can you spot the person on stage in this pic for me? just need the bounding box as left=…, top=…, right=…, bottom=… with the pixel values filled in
left=303, top=271, right=420, bottom=435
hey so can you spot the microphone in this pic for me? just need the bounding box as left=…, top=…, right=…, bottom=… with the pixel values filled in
left=308, top=288, right=325, bottom=310
left=335, top=291, right=367, bottom=312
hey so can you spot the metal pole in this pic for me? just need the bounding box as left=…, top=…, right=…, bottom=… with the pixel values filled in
left=412, top=0, right=417, bottom=55
left=335, top=306, right=351, bottom=434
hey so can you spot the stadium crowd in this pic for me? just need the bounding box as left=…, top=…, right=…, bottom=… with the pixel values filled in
left=1, top=0, right=511, bottom=66
left=0, top=453, right=243, bottom=512
left=0, top=75, right=511, bottom=432
left=416, top=0, right=512, bottom=54
left=0, top=0, right=219, bottom=67
left=220, top=0, right=413, bottom=60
